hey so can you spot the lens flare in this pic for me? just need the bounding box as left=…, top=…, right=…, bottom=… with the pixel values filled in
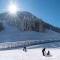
left=8, top=4, right=17, bottom=14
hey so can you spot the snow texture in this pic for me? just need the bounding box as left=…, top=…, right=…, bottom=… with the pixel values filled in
left=0, top=46, right=60, bottom=60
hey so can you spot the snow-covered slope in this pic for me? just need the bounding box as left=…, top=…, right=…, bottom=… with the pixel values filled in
left=0, top=11, right=60, bottom=32
left=0, top=46, right=60, bottom=60
left=0, top=21, right=60, bottom=42
left=0, top=11, right=60, bottom=49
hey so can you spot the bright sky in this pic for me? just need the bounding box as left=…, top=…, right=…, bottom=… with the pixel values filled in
left=0, top=0, right=60, bottom=27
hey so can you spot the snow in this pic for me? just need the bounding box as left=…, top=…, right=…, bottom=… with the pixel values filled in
left=0, top=21, right=60, bottom=49
left=0, top=46, right=60, bottom=60
left=0, top=11, right=60, bottom=60
left=0, top=21, right=60, bottom=43
left=0, top=11, right=60, bottom=44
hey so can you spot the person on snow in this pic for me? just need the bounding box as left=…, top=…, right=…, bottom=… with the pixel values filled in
left=23, top=46, right=27, bottom=52
left=47, top=50, right=50, bottom=55
left=42, top=48, right=46, bottom=56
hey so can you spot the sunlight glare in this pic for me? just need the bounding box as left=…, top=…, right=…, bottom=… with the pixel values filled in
left=8, top=4, right=17, bottom=14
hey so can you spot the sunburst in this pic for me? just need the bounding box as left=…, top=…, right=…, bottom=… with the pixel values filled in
left=8, top=4, right=17, bottom=14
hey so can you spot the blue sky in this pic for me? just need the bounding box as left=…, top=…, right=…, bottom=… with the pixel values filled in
left=0, top=0, right=60, bottom=27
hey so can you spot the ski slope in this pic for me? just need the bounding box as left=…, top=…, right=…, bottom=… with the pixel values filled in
left=0, top=21, right=60, bottom=43
left=0, top=46, right=60, bottom=60
left=0, top=21, right=60, bottom=50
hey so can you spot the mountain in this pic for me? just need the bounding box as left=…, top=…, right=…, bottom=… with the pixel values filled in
left=0, top=11, right=60, bottom=43
left=0, top=11, right=60, bottom=49
left=0, top=11, right=60, bottom=32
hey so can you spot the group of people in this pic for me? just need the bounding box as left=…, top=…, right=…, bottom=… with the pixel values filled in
left=42, top=48, right=50, bottom=56
left=23, top=47, right=50, bottom=56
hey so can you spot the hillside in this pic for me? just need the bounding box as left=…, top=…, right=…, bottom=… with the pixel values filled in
left=0, top=11, right=60, bottom=32
left=0, top=11, right=59, bottom=49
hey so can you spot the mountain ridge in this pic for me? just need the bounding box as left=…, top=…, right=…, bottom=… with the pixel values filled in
left=0, top=11, right=60, bottom=33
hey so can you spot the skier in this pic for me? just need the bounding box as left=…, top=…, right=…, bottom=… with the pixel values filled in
left=42, top=48, right=46, bottom=56
left=23, top=46, right=27, bottom=52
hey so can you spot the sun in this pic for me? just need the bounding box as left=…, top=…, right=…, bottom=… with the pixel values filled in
left=8, top=4, right=17, bottom=14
